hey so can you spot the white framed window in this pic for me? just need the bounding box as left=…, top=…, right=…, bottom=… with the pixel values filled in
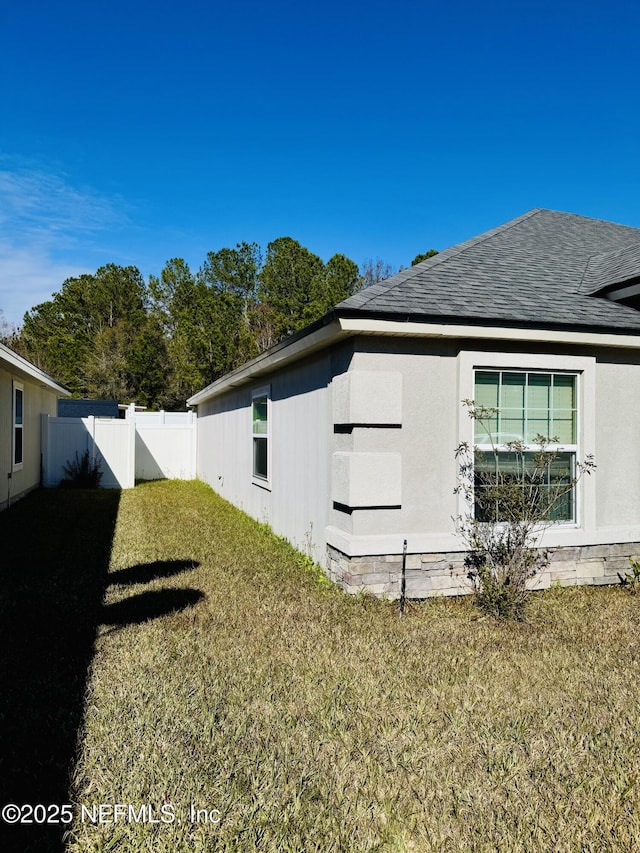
left=457, top=350, right=597, bottom=542
left=473, top=370, right=578, bottom=522
left=252, top=386, right=270, bottom=487
left=12, top=381, right=24, bottom=471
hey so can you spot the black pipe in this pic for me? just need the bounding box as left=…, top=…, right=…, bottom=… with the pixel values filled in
left=400, top=538, right=407, bottom=616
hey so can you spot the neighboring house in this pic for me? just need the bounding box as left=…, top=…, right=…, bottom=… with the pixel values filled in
left=1, top=342, right=69, bottom=511
left=58, top=398, right=119, bottom=419
left=188, top=209, right=640, bottom=596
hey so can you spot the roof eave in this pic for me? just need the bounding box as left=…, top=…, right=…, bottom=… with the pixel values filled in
left=187, top=314, right=346, bottom=406
left=0, top=343, right=71, bottom=396
left=187, top=309, right=640, bottom=406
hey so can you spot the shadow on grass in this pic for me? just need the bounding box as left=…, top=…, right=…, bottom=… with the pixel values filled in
left=109, top=559, right=198, bottom=587
left=0, top=490, right=203, bottom=853
left=103, top=588, right=204, bottom=625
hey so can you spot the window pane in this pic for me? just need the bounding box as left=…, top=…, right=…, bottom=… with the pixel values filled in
left=14, top=388, right=23, bottom=425
left=526, top=411, right=551, bottom=442
left=474, top=450, right=574, bottom=522
left=501, top=373, right=526, bottom=409
left=253, top=436, right=267, bottom=479
left=14, top=427, right=23, bottom=465
left=253, top=397, right=268, bottom=435
left=553, top=375, right=575, bottom=409
left=500, top=411, right=525, bottom=442
left=548, top=453, right=573, bottom=521
left=473, top=370, right=577, bottom=451
left=475, top=372, right=499, bottom=407
left=552, top=376, right=576, bottom=443
left=551, top=412, right=575, bottom=444
left=527, top=374, right=551, bottom=409
left=475, top=415, right=498, bottom=443
left=474, top=372, right=498, bottom=442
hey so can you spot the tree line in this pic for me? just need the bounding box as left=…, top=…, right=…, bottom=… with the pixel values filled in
left=2, top=239, right=436, bottom=410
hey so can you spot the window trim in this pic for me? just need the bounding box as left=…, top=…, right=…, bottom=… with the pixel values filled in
left=457, top=351, right=596, bottom=540
left=251, top=385, right=271, bottom=490
left=12, top=380, right=24, bottom=472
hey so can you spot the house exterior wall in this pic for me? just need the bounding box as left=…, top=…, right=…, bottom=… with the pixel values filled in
left=0, top=364, right=58, bottom=510
left=195, top=350, right=335, bottom=564
left=327, top=335, right=640, bottom=595
left=194, top=332, right=640, bottom=596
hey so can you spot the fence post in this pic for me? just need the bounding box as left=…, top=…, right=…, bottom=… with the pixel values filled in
left=88, top=416, right=96, bottom=465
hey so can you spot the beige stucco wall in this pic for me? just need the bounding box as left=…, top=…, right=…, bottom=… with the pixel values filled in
left=594, top=356, right=640, bottom=528
left=0, top=363, right=58, bottom=509
left=327, top=336, right=640, bottom=558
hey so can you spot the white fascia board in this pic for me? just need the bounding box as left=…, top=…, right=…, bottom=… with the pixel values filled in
left=0, top=342, right=70, bottom=395
left=338, top=317, right=640, bottom=348
left=187, top=314, right=640, bottom=407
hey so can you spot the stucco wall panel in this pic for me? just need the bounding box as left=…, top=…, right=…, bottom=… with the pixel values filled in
left=332, top=452, right=402, bottom=507
left=344, top=340, right=459, bottom=538
left=333, top=371, right=402, bottom=425
left=595, top=359, right=640, bottom=528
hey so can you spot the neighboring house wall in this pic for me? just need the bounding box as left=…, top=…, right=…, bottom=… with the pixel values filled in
left=196, top=351, right=336, bottom=564
left=0, top=363, right=58, bottom=510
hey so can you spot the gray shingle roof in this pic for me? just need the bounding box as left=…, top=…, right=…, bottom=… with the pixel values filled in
left=336, top=209, right=640, bottom=333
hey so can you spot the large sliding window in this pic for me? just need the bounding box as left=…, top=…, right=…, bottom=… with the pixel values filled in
left=252, top=387, right=270, bottom=484
left=13, top=381, right=24, bottom=470
left=473, top=371, right=577, bottom=522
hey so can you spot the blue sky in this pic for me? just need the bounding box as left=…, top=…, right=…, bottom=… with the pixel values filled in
left=1, top=0, right=639, bottom=324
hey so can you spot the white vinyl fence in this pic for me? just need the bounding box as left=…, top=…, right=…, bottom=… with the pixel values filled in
left=42, top=411, right=196, bottom=489
left=134, top=411, right=197, bottom=481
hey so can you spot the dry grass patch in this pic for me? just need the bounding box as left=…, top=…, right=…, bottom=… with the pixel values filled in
left=66, top=480, right=640, bottom=852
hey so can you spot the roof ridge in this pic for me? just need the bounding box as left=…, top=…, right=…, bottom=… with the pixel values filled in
left=344, top=209, right=544, bottom=310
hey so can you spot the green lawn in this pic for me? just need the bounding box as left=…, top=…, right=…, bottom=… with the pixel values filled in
left=3, top=480, right=640, bottom=851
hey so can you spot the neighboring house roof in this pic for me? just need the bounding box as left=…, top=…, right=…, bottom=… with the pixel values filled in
left=336, top=208, right=640, bottom=333
left=58, top=398, right=118, bottom=418
left=0, top=342, right=70, bottom=396
left=189, top=208, right=640, bottom=406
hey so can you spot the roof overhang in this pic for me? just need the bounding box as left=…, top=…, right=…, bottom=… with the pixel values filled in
left=187, top=314, right=640, bottom=406
left=187, top=318, right=348, bottom=406
left=0, top=342, right=70, bottom=396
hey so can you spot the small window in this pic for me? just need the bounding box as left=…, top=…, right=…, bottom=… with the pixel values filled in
left=252, top=388, right=269, bottom=483
left=13, top=382, right=24, bottom=470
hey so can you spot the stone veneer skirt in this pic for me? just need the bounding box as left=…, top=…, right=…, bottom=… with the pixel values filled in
left=327, top=542, right=640, bottom=598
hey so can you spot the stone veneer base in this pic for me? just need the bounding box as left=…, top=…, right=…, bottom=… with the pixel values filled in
left=327, top=542, right=640, bottom=598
